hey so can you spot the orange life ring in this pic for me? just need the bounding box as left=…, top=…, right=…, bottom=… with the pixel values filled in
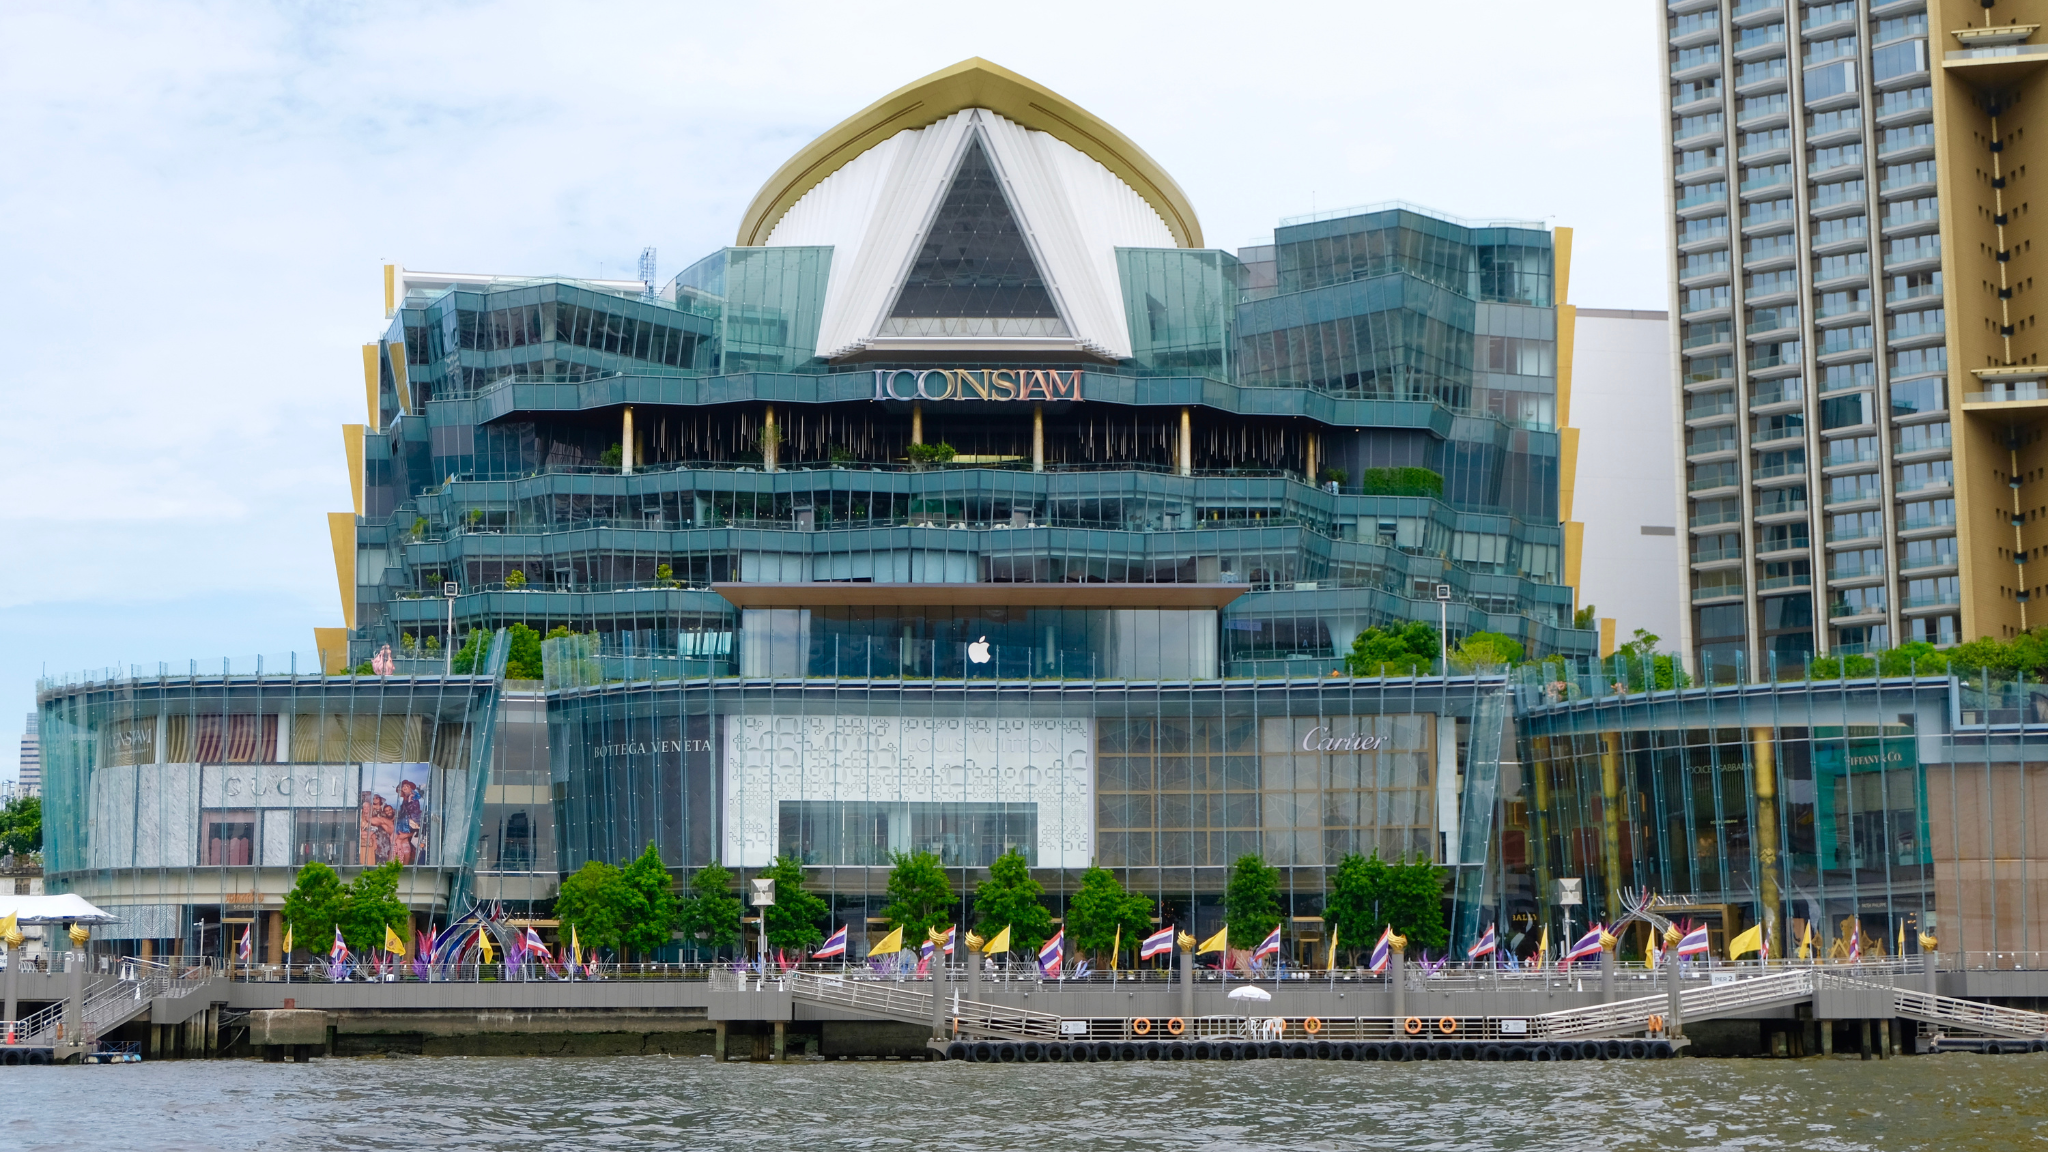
left=1439, top=1016, right=1458, bottom=1035
left=1166, top=1017, right=1186, bottom=1036
left=1132, top=1017, right=1152, bottom=1035
left=1403, top=1016, right=1423, bottom=1035
left=1303, top=1017, right=1323, bottom=1035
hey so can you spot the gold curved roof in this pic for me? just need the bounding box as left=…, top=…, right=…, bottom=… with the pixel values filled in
left=735, top=58, right=1202, bottom=249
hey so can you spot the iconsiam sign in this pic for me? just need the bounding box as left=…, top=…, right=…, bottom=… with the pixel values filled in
left=870, top=368, right=1084, bottom=403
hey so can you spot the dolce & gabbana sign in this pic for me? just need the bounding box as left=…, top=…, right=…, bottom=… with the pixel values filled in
left=872, top=368, right=1083, bottom=403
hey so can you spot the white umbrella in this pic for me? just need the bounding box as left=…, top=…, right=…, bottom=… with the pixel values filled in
left=1226, top=985, right=1272, bottom=1002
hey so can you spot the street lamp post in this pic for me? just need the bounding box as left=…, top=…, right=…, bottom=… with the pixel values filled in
left=443, top=582, right=459, bottom=675
left=1435, top=583, right=1451, bottom=673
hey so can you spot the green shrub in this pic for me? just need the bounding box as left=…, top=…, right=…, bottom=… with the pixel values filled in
left=1356, top=466, right=1443, bottom=497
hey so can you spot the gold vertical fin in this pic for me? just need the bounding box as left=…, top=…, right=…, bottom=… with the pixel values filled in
left=384, top=264, right=396, bottom=318
left=387, top=342, right=411, bottom=416
left=361, top=344, right=381, bottom=432
left=343, top=424, right=365, bottom=517
left=313, top=628, right=349, bottom=675
left=328, top=512, right=357, bottom=631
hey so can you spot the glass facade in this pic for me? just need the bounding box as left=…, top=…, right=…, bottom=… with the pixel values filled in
left=1515, top=660, right=2048, bottom=966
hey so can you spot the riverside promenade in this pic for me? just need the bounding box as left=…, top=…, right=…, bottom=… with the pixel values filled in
left=10, top=954, right=2048, bottom=1063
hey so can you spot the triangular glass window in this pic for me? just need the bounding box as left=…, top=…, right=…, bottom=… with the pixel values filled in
left=884, top=137, right=1067, bottom=336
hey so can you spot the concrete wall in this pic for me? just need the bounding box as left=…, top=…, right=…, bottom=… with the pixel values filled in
left=1570, top=308, right=1680, bottom=654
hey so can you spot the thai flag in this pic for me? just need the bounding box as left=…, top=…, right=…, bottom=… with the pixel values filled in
left=1140, top=926, right=1175, bottom=960
left=237, top=925, right=253, bottom=961
left=1252, top=926, right=1282, bottom=961
left=1564, top=925, right=1605, bottom=966
left=1676, top=925, right=1712, bottom=956
left=524, top=927, right=549, bottom=966
left=1038, top=929, right=1064, bottom=978
left=1467, top=925, right=1497, bottom=962
left=939, top=925, right=956, bottom=955
left=815, top=925, right=848, bottom=959
left=917, top=938, right=936, bottom=975
left=1368, top=926, right=1394, bottom=974
left=330, top=925, right=349, bottom=961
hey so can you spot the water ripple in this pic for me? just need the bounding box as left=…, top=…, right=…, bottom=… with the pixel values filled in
left=6, top=1054, right=2048, bottom=1151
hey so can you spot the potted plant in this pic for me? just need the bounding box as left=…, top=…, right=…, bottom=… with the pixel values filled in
left=907, top=442, right=957, bottom=471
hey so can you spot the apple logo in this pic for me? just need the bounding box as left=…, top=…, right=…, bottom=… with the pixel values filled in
left=968, top=636, right=991, bottom=664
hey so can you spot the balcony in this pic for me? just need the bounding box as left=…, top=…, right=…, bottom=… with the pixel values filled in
left=1686, top=432, right=1738, bottom=457
left=1882, top=202, right=1939, bottom=233
left=1736, top=57, right=1789, bottom=91
left=1670, top=10, right=1720, bottom=46
left=1966, top=369, right=2048, bottom=404
left=1827, top=523, right=1883, bottom=544
left=1752, top=422, right=1805, bottom=446
left=1691, top=542, right=1745, bottom=564
left=1734, top=24, right=1787, bottom=57
left=1899, top=514, right=1958, bottom=534
left=1825, top=483, right=1882, bottom=506
left=1756, top=573, right=1814, bottom=591
left=1901, top=593, right=1961, bottom=611
left=1674, top=45, right=1724, bottom=76
left=1878, top=123, right=1936, bottom=159
left=1740, top=167, right=1792, bottom=196
left=1823, top=443, right=1881, bottom=468
left=1876, top=87, right=1934, bottom=125
left=1751, top=379, right=1802, bottom=407
left=1685, top=396, right=1737, bottom=420
left=1738, top=93, right=1789, bottom=126
left=1691, top=506, right=1745, bottom=529
left=1754, top=459, right=1808, bottom=482
left=1749, top=344, right=1802, bottom=374
left=1676, top=182, right=1729, bottom=213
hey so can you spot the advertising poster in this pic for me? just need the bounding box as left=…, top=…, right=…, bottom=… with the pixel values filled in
left=360, top=762, right=433, bottom=866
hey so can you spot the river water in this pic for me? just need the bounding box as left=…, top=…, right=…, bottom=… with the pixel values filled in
left=9, top=1053, right=2048, bottom=1150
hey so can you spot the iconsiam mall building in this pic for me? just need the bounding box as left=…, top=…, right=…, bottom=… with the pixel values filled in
left=33, top=60, right=2048, bottom=971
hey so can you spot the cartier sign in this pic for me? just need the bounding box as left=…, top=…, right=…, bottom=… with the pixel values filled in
left=872, top=368, right=1083, bottom=403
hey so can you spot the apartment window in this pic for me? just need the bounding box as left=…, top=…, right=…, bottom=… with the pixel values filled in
left=1677, top=113, right=1725, bottom=140
left=1899, top=497, right=1955, bottom=530
left=1830, top=585, right=1887, bottom=618
left=1680, top=251, right=1731, bottom=279
left=1803, top=35, right=1857, bottom=67
left=1885, top=270, right=1941, bottom=305
left=1905, top=576, right=1959, bottom=608
left=1830, top=549, right=1884, bottom=580
left=1829, top=510, right=1882, bottom=542
left=1757, top=447, right=1805, bottom=478
left=1821, top=362, right=1875, bottom=393
left=1684, top=285, right=1733, bottom=313
left=1683, top=320, right=1733, bottom=349
left=1759, top=523, right=1809, bottom=552
left=1747, top=269, right=1799, bottom=296
left=1748, top=305, right=1799, bottom=333
left=1902, top=535, right=1958, bottom=570
left=1817, top=252, right=1870, bottom=280
left=1909, top=615, right=1958, bottom=645
left=1821, top=393, right=1874, bottom=430
left=1476, top=336, right=1555, bottom=376
left=1895, top=421, right=1950, bottom=454
left=1890, top=378, right=1946, bottom=415
left=1872, top=39, right=1928, bottom=84
left=1896, top=459, right=1953, bottom=493
left=1875, top=14, right=1929, bottom=44
left=1757, top=486, right=1809, bottom=516
left=1804, top=61, right=1857, bottom=103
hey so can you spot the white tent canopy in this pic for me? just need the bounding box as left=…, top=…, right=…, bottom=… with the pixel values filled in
left=0, top=894, right=119, bottom=924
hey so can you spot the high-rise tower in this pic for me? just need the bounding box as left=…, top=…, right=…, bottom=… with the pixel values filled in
left=1669, top=0, right=2047, bottom=673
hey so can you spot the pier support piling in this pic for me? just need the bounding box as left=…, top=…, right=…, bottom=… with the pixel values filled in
left=715, top=1020, right=728, bottom=1063
left=1180, top=945, right=1194, bottom=1026
left=1390, top=944, right=1405, bottom=1022
left=773, top=1020, right=786, bottom=1063
left=1822, top=1022, right=1834, bottom=1057
left=1860, top=1020, right=1872, bottom=1060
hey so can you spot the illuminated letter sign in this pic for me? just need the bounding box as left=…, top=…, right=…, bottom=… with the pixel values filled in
left=873, top=369, right=1082, bottom=402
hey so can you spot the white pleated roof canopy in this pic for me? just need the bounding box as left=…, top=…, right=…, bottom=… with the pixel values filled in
left=0, top=894, right=119, bottom=924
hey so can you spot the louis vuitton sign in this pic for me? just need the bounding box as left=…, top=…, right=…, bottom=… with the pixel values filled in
left=872, top=368, right=1083, bottom=403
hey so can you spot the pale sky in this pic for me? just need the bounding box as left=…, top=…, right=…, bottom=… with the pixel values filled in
left=0, top=0, right=1669, bottom=779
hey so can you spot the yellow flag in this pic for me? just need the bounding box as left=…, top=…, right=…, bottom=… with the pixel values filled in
left=984, top=925, right=1011, bottom=955
left=1897, top=921, right=1906, bottom=957
left=1110, top=924, right=1120, bottom=970
left=868, top=925, right=904, bottom=957
left=1799, top=923, right=1814, bottom=960
left=1726, top=922, right=1764, bottom=961
left=384, top=925, right=408, bottom=956
left=477, top=926, right=495, bottom=963
left=0, top=913, right=17, bottom=941
left=571, top=925, right=580, bottom=964
left=1196, top=927, right=1229, bottom=955
left=1537, top=925, right=1549, bottom=964
left=1325, top=924, right=1339, bottom=970
left=282, top=925, right=293, bottom=956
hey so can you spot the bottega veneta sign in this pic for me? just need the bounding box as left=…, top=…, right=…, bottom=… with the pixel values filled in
left=872, top=368, right=1083, bottom=403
